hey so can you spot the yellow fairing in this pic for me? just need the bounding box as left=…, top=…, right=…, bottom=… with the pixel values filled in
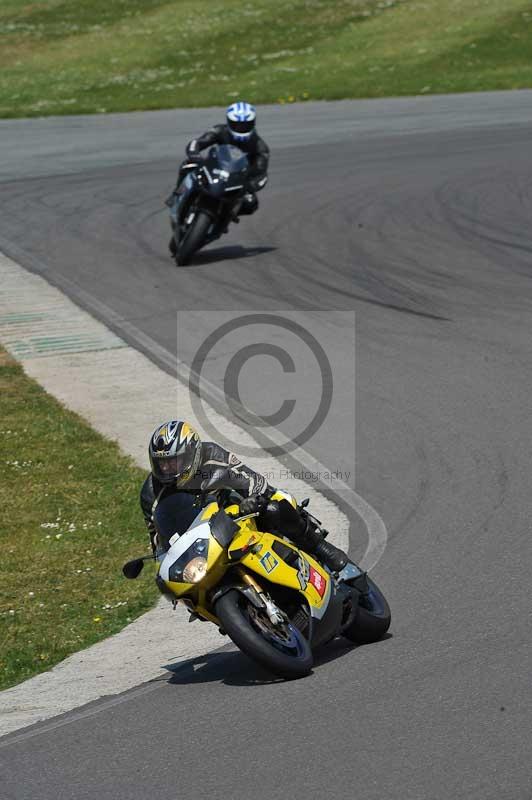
left=228, top=531, right=330, bottom=614
left=164, top=536, right=225, bottom=597
left=270, top=489, right=297, bottom=508
left=162, top=501, right=228, bottom=601
left=158, top=494, right=329, bottom=620
left=228, top=490, right=329, bottom=612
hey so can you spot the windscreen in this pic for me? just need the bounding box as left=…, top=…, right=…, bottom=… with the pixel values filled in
left=206, top=144, right=249, bottom=174
left=153, top=493, right=200, bottom=550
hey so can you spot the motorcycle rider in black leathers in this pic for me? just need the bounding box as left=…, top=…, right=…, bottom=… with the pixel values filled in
left=167, top=101, right=269, bottom=253
left=140, top=420, right=348, bottom=573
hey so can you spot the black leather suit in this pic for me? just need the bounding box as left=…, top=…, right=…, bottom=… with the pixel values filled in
left=140, top=441, right=272, bottom=551
left=140, top=440, right=348, bottom=570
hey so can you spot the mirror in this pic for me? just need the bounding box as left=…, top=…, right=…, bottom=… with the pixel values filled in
left=122, top=558, right=145, bottom=579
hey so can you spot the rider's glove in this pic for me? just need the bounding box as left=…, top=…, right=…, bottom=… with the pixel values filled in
left=185, top=153, right=203, bottom=164
left=239, top=493, right=268, bottom=516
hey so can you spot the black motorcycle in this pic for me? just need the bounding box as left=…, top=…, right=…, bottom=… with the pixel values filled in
left=168, top=144, right=250, bottom=266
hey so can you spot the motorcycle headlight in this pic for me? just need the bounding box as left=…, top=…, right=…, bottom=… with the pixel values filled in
left=168, top=537, right=209, bottom=583
left=182, top=556, right=208, bottom=583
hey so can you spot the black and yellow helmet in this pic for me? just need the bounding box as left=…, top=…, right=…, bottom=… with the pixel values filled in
left=149, top=420, right=202, bottom=487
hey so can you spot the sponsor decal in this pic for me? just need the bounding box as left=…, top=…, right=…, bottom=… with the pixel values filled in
left=309, top=566, right=327, bottom=598
left=297, top=556, right=310, bottom=590
left=259, top=551, right=279, bottom=574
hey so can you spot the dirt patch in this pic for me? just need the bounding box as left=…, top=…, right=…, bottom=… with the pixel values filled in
left=0, top=347, right=15, bottom=367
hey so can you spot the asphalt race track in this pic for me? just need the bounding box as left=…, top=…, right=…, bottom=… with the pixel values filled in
left=1, top=93, right=532, bottom=799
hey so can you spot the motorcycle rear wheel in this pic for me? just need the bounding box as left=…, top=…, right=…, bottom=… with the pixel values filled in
left=176, top=210, right=211, bottom=266
left=215, top=589, right=313, bottom=679
left=343, top=576, right=391, bottom=645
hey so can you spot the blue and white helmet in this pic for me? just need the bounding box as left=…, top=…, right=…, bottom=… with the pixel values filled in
left=226, top=101, right=256, bottom=142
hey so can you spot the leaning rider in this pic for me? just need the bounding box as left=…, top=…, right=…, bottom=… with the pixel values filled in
left=167, top=102, right=269, bottom=251
left=140, top=420, right=348, bottom=572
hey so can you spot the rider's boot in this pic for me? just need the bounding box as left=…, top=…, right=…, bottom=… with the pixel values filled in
left=301, top=518, right=348, bottom=573
left=272, top=499, right=348, bottom=573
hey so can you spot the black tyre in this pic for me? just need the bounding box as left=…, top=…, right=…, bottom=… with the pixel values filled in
left=176, top=210, right=212, bottom=266
left=215, top=589, right=313, bottom=679
left=343, top=576, right=391, bottom=645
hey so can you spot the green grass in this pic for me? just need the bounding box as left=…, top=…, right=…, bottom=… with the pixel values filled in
left=0, top=0, right=531, bottom=118
left=0, top=348, right=156, bottom=690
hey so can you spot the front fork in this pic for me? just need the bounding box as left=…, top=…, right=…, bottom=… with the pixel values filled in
left=238, top=567, right=285, bottom=626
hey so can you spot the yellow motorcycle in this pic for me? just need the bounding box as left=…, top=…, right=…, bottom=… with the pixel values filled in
left=123, top=488, right=390, bottom=679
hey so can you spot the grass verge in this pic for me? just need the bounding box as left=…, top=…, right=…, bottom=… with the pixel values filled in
left=0, top=0, right=531, bottom=118
left=0, top=347, right=156, bottom=691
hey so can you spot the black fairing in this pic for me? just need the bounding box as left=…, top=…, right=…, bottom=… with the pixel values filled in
left=156, top=574, right=175, bottom=601
left=271, top=539, right=300, bottom=567
left=209, top=509, right=239, bottom=548
left=153, top=493, right=199, bottom=551
left=196, top=145, right=249, bottom=209
left=203, top=144, right=249, bottom=189
left=174, top=145, right=250, bottom=249
left=307, top=581, right=345, bottom=648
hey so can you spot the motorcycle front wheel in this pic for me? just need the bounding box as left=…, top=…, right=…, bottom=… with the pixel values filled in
left=176, top=210, right=212, bottom=266
left=215, top=589, right=313, bottom=679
